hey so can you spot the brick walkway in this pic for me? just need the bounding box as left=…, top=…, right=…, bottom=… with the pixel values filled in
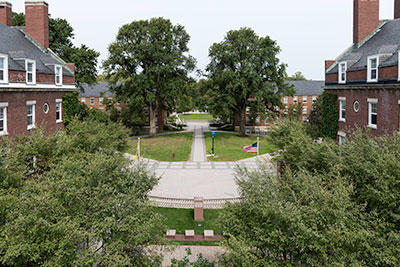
left=151, top=245, right=225, bottom=266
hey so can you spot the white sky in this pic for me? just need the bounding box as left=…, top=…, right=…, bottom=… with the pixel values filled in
left=10, top=0, right=397, bottom=80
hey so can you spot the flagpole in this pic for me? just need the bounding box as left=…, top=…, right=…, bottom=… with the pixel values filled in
left=257, top=137, right=259, bottom=158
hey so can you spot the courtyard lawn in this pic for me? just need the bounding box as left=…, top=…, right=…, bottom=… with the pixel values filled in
left=126, top=132, right=193, bottom=162
left=153, top=207, right=223, bottom=235
left=204, top=132, right=279, bottom=162
left=178, top=113, right=215, bottom=121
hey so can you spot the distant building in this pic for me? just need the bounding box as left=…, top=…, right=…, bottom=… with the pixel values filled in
left=233, top=80, right=324, bottom=133
left=325, top=0, right=400, bottom=143
left=0, top=1, right=76, bottom=138
left=80, top=82, right=167, bottom=131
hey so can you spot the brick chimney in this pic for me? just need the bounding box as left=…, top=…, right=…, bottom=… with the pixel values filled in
left=353, top=0, right=380, bottom=44
left=0, top=2, right=12, bottom=26
left=395, top=0, right=400, bottom=19
left=25, top=0, right=49, bottom=49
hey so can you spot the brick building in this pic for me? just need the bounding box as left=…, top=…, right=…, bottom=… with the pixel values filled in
left=233, top=80, right=324, bottom=133
left=81, top=82, right=167, bottom=132
left=0, top=1, right=76, bottom=137
left=325, top=0, right=400, bottom=142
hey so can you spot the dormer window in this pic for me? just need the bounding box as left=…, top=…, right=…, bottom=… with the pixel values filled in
left=26, top=60, right=36, bottom=84
left=55, top=65, right=63, bottom=85
left=338, top=62, right=347, bottom=84
left=367, top=56, right=379, bottom=82
left=0, top=54, right=8, bottom=83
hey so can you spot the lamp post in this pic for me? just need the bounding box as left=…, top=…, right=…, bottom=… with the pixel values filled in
left=211, top=131, right=215, bottom=156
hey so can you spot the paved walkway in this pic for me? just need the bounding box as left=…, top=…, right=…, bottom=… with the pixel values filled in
left=151, top=245, right=225, bottom=267
left=127, top=120, right=276, bottom=201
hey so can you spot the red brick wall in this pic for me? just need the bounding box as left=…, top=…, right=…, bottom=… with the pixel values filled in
left=1, top=91, right=67, bottom=137
left=395, top=0, right=400, bottom=19
left=25, top=2, right=49, bottom=49
left=330, top=88, right=400, bottom=136
left=0, top=4, right=12, bottom=26
left=233, top=95, right=319, bottom=127
left=353, top=0, right=379, bottom=44
left=9, top=70, right=75, bottom=85
left=325, top=66, right=398, bottom=83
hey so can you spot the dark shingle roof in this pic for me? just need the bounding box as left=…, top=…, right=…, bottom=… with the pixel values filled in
left=81, top=81, right=325, bottom=97
left=287, top=80, right=324, bottom=96
left=80, top=82, right=116, bottom=97
left=327, top=19, right=400, bottom=74
left=0, top=24, right=73, bottom=77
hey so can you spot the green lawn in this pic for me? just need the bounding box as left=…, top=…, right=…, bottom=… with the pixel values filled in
left=153, top=207, right=223, bottom=235
left=204, top=132, right=279, bottom=162
left=178, top=113, right=214, bottom=121
left=126, top=133, right=193, bottom=161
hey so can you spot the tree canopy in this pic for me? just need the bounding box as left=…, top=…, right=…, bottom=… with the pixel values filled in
left=12, top=13, right=99, bottom=90
left=0, top=120, right=165, bottom=266
left=206, top=27, right=293, bottom=136
left=104, top=17, right=196, bottom=136
left=220, top=122, right=400, bottom=266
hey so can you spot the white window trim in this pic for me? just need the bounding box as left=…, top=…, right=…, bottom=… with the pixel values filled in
left=25, top=59, right=36, bottom=85
left=338, top=97, right=346, bottom=122
left=367, top=98, right=378, bottom=129
left=338, top=61, right=347, bottom=84
left=338, top=131, right=347, bottom=145
left=0, top=102, right=8, bottom=136
left=99, top=97, right=104, bottom=104
left=367, top=55, right=379, bottom=83
left=303, top=96, right=307, bottom=103
left=56, top=99, right=63, bottom=123
left=312, top=96, right=317, bottom=103
left=303, top=106, right=308, bottom=114
left=81, top=97, right=86, bottom=103
left=27, top=100, right=36, bottom=130
left=293, top=96, right=298, bottom=103
left=90, top=98, right=95, bottom=105
left=55, top=65, right=63, bottom=86
left=0, top=54, right=9, bottom=84
left=283, top=96, right=288, bottom=104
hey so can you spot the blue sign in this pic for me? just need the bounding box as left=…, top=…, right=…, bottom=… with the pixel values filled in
left=211, top=131, right=215, bottom=136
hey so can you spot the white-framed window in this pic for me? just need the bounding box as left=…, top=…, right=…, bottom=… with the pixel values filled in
left=144, top=107, right=149, bottom=115
left=283, top=96, right=288, bottom=104
left=90, top=98, right=95, bottom=105
left=367, top=56, right=379, bottom=82
left=99, top=97, right=104, bottom=105
left=81, top=97, right=85, bottom=104
left=255, top=117, right=260, bottom=125
left=303, top=106, right=308, bottom=114
left=26, top=60, right=36, bottom=84
left=117, top=107, right=122, bottom=114
left=284, top=107, right=288, bottom=114
left=338, top=61, right=347, bottom=84
left=55, top=65, right=63, bottom=85
left=368, top=98, right=378, bottom=129
left=0, top=54, right=8, bottom=84
left=312, top=96, right=317, bottom=103
left=293, top=96, right=298, bottom=103
left=56, top=99, right=62, bottom=123
left=303, top=117, right=308, bottom=122
left=246, top=107, right=250, bottom=114
left=27, top=100, right=36, bottom=130
left=339, top=97, right=346, bottom=122
left=117, top=101, right=121, bottom=105
left=338, top=131, right=346, bottom=145
left=0, top=102, right=8, bottom=136
left=303, top=96, right=307, bottom=103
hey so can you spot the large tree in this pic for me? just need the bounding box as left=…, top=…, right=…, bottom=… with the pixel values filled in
left=13, top=13, right=99, bottom=90
left=206, top=28, right=293, bottom=136
left=103, top=18, right=196, bottom=137
left=0, top=119, right=165, bottom=266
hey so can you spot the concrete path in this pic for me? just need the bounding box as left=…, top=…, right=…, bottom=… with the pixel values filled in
left=188, top=122, right=209, bottom=162
left=151, top=245, right=225, bottom=266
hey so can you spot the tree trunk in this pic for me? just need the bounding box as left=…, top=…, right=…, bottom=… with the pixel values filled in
left=157, top=98, right=165, bottom=132
left=149, top=103, right=157, bottom=137
left=239, top=109, right=246, bottom=137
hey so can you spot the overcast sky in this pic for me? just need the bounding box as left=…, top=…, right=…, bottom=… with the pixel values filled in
left=10, top=0, right=397, bottom=80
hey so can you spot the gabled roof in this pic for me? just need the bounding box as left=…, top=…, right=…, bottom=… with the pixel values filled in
left=0, top=24, right=73, bottom=77
left=81, top=81, right=325, bottom=98
left=80, top=82, right=116, bottom=97
left=287, top=80, right=324, bottom=96
left=327, top=19, right=400, bottom=74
